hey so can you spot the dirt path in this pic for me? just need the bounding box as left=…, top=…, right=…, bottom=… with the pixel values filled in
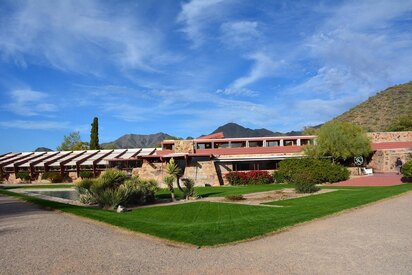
left=1, top=192, right=411, bottom=275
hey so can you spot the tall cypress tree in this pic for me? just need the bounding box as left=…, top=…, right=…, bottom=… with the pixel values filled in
left=90, top=117, right=99, bottom=150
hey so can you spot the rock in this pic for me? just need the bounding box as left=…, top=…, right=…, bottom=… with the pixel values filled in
left=116, top=205, right=127, bottom=213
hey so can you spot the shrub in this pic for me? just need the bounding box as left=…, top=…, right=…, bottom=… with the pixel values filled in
left=277, top=158, right=349, bottom=185
left=41, top=172, right=62, bottom=183
left=401, top=160, right=412, bottom=181
left=79, top=171, right=94, bottom=179
left=138, top=179, right=159, bottom=203
left=76, top=173, right=158, bottom=209
left=181, top=178, right=196, bottom=199
left=16, top=172, right=31, bottom=182
left=225, top=194, right=245, bottom=201
left=163, top=175, right=176, bottom=201
left=272, top=171, right=286, bottom=183
left=295, top=182, right=320, bottom=193
left=225, top=170, right=273, bottom=185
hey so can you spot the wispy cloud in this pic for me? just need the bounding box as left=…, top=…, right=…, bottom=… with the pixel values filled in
left=3, top=89, right=57, bottom=116
left=0, top=1, right=170, bottom=74
left=231, top=52, right=285, bottom=89
left=0, top=120, right=70, bottom=130
left=177, top=0, right=231, bottom=47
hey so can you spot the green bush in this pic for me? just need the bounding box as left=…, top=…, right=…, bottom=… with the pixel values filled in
left=272, top=171, right=286, bottom=183
left=137, top=179, right=159, bottom=203
left=16, top=172, right=31, bottom=182
left=401, top=160, right=412, bottom=180
left=277, top=158, right=349, bottom=185
left=295, top=182, right=320, bottom=193
left=76, top=173, right=158, bottom=209
left=225, top=194, right=245, bottom=201
left=181, top=178, right=196, bottom=199
left=41, top=172, right=62, bottom=183
left=79, top=171, right=94, bottom=179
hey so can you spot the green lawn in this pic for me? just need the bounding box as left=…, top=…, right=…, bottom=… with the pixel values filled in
left=156, top=183, right=294, bottom=199
left=0, top=184, right=74, bottom=190
left=1, top=184, right=411, bottom=246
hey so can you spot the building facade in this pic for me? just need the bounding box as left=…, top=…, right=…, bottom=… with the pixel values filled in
left=1, top=131, right=411, bottom=185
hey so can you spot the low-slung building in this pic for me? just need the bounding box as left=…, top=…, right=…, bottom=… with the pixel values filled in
left=1, top=131, right=411, bottom=185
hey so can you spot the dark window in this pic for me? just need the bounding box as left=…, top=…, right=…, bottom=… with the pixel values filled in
left=284, top=140, right=295, bottom=146
left=266, top=140, right=279, bottom=147
left=163, top=143, right=174, bottom=150
left=196, top=143, right=212, bottom=149
left=231, top=141, right=246, bottom=148
left=214, top=142, right=229, bottom=148
left=249, top=141, right=263, bottom=147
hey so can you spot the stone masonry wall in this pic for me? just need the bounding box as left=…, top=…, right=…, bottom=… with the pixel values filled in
left=367, top=131, right=412, bottom=143
left=174, top=140, right=195, bottom=154
left=137, top=161, right=166, bottom=187
left=368, top=149, right=412, bottom=173
left=183, top=160, right=220, bottom=186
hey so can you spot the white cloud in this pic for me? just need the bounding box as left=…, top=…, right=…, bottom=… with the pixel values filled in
left=0, top=1, right=169, bottom=73
left=0, top=120, right=70, bottom=130
left=231, top=52, right=284, bottom=89
left=220, top=21, right=260, bottom=48
left=177, top=0, right=231, bottom=47
left=216, top=87, right=258, bottom=97
left=3, top=89, right=57, bottom=116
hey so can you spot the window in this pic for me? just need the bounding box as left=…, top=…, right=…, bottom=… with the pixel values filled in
left=163, top=143, right=174, bottom=150
left=196, top=143, right=212, bottom=149
left=300, top=139, right=312, bottom=146
left=214, top=142, right=229, bottom=148
left=266, top=140, right=279, bottom=147
left=284, top=140, right=295, bottom=146
left=249, top=141, right=263, bottom=147
left=231, top=141, right=246, bottom=148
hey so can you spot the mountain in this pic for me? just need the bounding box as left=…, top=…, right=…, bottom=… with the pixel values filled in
left=333, top=81, right=412, bottom=131
left=208, top=123, right=302, bottom=138
left=102, top=133, right=173, bottom=149
left=35, top=147, right=53, bottom=152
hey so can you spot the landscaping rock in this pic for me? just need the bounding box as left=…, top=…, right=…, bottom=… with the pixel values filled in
left=116, top=205, right=127, bottom=213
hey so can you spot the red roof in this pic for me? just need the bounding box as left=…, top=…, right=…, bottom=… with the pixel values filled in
left=198, top=132, right=225, bottom=139
left=371, top=142, right=412, bottom=150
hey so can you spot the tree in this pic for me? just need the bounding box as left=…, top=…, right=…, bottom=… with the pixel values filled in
left=305, top=121, right=371, bottom=163
left=90, top=117, right=100, bottom=150
left=163, top=175, right=176, bottom=201
left=387, top=114, right=412, bottom=131
left=165, top=158, right=183, bottom=192
left=302, top=126, right=319, bottom=135
left=57, top=131, right=88, bottom=151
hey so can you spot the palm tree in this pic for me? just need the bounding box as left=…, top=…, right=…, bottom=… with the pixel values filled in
left=165, top=158, right=183, bottom=192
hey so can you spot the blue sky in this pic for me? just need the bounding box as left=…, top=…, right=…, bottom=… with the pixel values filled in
left=1, top=0, right=412, bottom=153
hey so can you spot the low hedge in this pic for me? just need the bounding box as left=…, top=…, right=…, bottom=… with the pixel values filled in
left=225, top=170, right=273, bottom=185
left=16, top=172, right=31, bottom=182
left=277, top=158, right=349, bottom=185
left=401, top=160, right=412, bottom=181
left=41, top=172, right=63, bottom=183
left=79, top=171, right=94, bottom=179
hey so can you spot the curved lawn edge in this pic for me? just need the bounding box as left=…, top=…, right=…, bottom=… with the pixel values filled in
left=1, top=184, right=412, bottom=247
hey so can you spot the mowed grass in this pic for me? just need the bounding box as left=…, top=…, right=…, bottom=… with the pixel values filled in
left=0, top=184, right=74, bottom=190
left=156, top=183, right=294, bottom=199
left=1, top=184, right=411, bottom=246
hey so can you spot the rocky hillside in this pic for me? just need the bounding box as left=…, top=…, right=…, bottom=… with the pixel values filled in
left=208, top=123, right=301, bottom=138
left=333, top=81, right=412, bottom=131
left=102, top=133, right=173, bottom=149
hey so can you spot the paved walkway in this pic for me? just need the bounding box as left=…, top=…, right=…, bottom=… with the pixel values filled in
left=328, top=173, right=406, bottom=186
left=1, top=192, right=412, bottom=275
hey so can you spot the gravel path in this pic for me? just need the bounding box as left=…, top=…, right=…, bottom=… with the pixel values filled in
left=1, top=192, right=412, bottom=275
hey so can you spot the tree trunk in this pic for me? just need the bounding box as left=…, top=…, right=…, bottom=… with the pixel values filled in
left=176, top=176, right=184, bottom=192
left=170, top=191, right=176, bottom=202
